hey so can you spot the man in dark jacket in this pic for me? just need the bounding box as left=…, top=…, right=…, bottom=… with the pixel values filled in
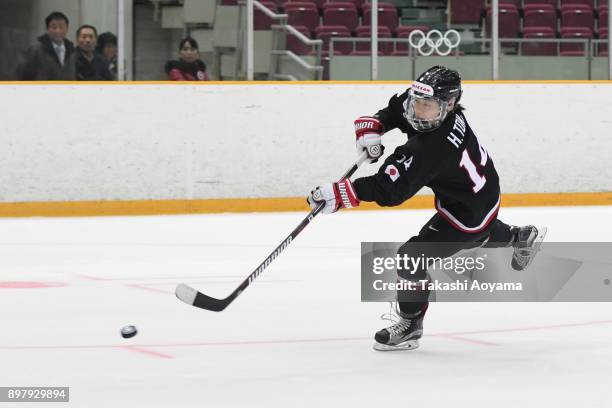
left=75, top=25, right=113, bottom=81
left=16, top=11, right=76, bottom=80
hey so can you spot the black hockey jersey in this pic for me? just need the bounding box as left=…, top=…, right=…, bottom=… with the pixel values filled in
left=353, top=91, right=501, bottom=233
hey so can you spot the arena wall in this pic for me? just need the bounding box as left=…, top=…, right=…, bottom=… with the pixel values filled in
left=0, top=81, right=610, bottom=215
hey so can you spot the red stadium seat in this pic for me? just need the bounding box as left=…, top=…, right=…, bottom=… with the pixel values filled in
left=323, top=2, right=359, bottom=33
left=560, top=0, right=595, bottom=8
left=449, top=0, right=485, bottom=25
left=315, top=25, right=353, bottom=54
left=523, top=0, right=557, bottom=5
left=355, top=25, right=393, bottom=55
left=598, top=27, right=608, bottom=56
left=286, top=25, right=313, bottom=55
left=599, top=6, right=609, bottom=30
left=221, top=0, right=238, bottom=5
left=325, top=0, right=363, bottom=11
left=560, top=4, right=594, bottom=32
left=362, top=2, right=399, bottom=34
left=396, top=25, right=429, bottom=36
left=254, top=1, right=278, bottom=30
left=486, top=4, right=521, bottom=46
left=500, top=0, right=521, bottom=7
left=521, top=26, right=557, bottom=55
left=286, top=2, right=320, bottom=34
left=280, top=0, right=326, bottom=9
left=523, top=4, right=557, bottom=31
left=396, top=25, right=429, bottom=52
left=560, top=26, right=593, bottom=55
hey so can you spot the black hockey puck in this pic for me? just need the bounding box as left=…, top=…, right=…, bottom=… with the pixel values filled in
left=604, top=279, right=610, bottom=286
left=121, top=325, right=138, bottom=339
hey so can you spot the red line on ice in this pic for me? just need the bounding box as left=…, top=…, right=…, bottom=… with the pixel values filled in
left=1, top=320, right=611, bottom=352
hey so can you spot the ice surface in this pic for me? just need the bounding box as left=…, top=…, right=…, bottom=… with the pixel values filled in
left=1, top=206, right=611, bottom=407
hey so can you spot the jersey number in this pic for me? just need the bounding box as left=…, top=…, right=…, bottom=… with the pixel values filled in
left=459, top=140, right=488, bottom=193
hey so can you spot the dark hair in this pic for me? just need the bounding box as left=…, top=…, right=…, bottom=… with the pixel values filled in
left=45, top=11, right=69, bottom=28
left=179, top=37, right=199, bottom=51
left=97, top=32, right=117, bottom=49
left=76, top=25, right=98, bottom=39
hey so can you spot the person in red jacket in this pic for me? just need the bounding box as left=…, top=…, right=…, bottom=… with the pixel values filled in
left=164, top=37, right=209, bottom=81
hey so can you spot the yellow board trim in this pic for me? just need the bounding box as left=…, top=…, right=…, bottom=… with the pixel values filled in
left=0, top=192, right=610, bottom=218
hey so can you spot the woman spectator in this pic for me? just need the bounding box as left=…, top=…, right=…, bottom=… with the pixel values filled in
left=96, top=32, right=118, bottom=80
left=165, top=37, right=209, bottom=81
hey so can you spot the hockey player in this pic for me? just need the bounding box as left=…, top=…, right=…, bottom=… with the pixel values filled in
left=307, top=66, right=545, bottom=351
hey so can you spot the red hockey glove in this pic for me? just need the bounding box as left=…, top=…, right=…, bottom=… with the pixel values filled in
left=354, top=116, right=385, bottom=163
left=307, top=178, right=360, bottom=214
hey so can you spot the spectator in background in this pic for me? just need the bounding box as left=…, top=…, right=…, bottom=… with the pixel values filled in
left=96, top=32, right=118, bottom=80
left=16, top=11, right=76, bottom=80
left=75, top=25, right=112, bottom=81
left=165, top=37, right=209, bottom=81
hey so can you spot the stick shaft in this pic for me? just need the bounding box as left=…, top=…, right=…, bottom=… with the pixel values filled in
left=177, top=152, right=369, bottom=311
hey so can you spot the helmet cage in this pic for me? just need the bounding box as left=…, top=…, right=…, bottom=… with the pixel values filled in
left=403, top=89, right=450, bottom=132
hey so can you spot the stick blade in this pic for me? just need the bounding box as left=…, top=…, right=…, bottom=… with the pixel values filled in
left=175, top=283, right=229, bottom=312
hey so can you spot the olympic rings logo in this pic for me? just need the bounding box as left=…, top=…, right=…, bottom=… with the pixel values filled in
left=408, top=29, right=461, bottom=56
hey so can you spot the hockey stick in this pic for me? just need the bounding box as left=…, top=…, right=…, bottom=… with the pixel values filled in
left=175, top=151, right=370, bottom=312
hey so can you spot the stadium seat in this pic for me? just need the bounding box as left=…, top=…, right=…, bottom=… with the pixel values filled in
left=355, top=25, right=393, bottom=55
left=449, top=0, right=485, bottom=25
left=559, top=0, right=595, bottom=9
left=315, top=25, right=353, bottom=54
left=286, top=2, right=320, bottom=34
left=560, top=4, right=594, bottom=32
left=326, top=0, right=363, bottom=11
left=598, top=27, right=608, bottom=56
left=523, top=0, right=557, bottom=6
left=221, top=0, right=238, bottom=5
left=254, top=1, right=278, bottom=30
left=396, top=25, right=429, bottom=52
left=500, top=0, right=522, bottom=7
left=288, top=0, right=362, bottom=11
left=599, top=5, right=609, bottom=30
left=286, top=25, right=313, bottom=55
left=521, top=26, right=557, bottom=55
left=362, top=2, right=399, bottom=34
left=523, top=4, right=557, bottom=31
left=560, top=26, right=593, bottom=55
left=486, top=4, right=521, bottom=46
left=323, top=2, right=359, bottom=33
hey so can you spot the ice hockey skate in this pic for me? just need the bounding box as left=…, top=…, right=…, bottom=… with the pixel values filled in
left=373, top=303, right=424, bottom=351
left=511, top=226, right=547, bottom=271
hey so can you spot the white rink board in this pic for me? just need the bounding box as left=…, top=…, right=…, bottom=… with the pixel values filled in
left=0, top=83, right=611, bottom=202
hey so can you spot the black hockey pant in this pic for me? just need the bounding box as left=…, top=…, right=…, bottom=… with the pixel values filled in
left=397, top=213, right=515, bottom=316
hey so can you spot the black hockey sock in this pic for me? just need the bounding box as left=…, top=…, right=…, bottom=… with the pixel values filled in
left=398, top=301, right=429, bottom=316
left=483, top=219, right=517, bottom=248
